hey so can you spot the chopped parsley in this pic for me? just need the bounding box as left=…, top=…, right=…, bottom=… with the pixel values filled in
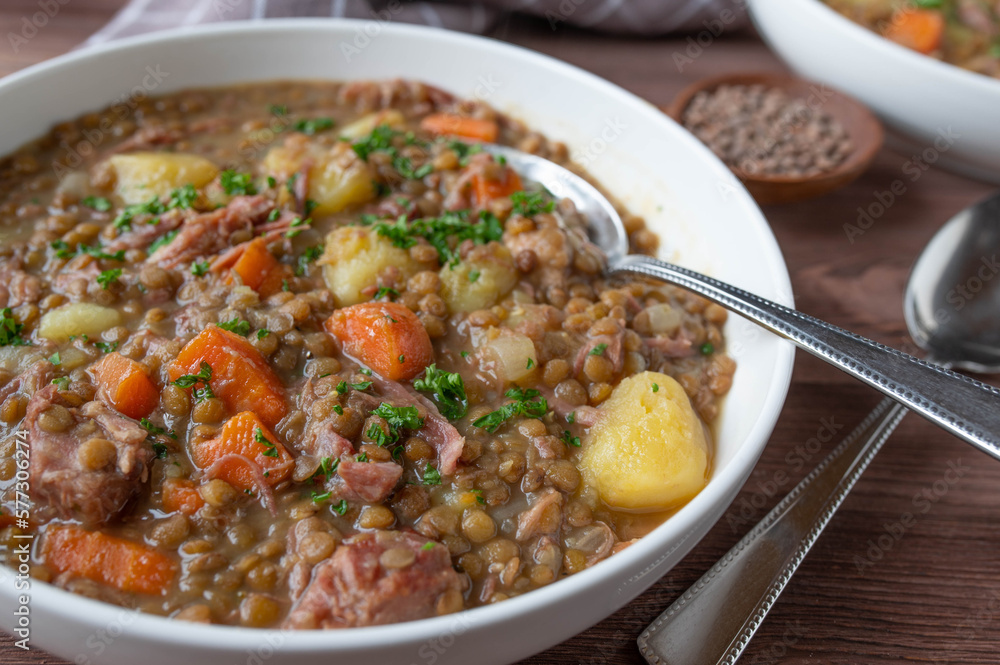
left=567, top=411, right=576, bottom=424
left=355, top=452, right=369, bottom=463
left=51, top=376, right=70, bottom=390
left=421, top=541, right=436, bottom=551
left=140, top=418, right=177, bottom=439
left=422, top=464, right=442, bottom=486
left=371, top=403, right=424, bottom=446
left=352, top=125, right=432, bottom=180
left=359, top=368, right=372, bottom=376
left=254, top=427, right=279, bottom=458
left=148, top=229, right=179, bottom=254
left=220, top=170, right=257, bottom=196
left=374, top=209, right=502, bottom=267
left=190, top=260, right=210, bottom=277
left=216, top=317, right=251, bottom=336
left=588, top=343, right=608, bottom=357
left=152, top=442, right=169, bottom=459
left=526, top=358, right=535, bottom=370
left=113, top=184, right=197, bottom=230
left=257, top=329, right=270, bottom=340
left=468, top=269, right=481, bottom=283
left=470, top=488, right=485, bottom=505
left=304, top=199, right=319, bottom=216
left=285, top=173, right=299, bottom=195
left=332, top=499, right=349, bottom=515
left=294, top=117, right=335, bottom=135
left=94, top=341, right=119, bottom=353
left=700, top=342, right=715, bottom=355
left=269, top=104, right=288, bottom=116
left=0, top=308, right=29, bottom=347
left=81, top=196, right=111, bottom=212
left=561, top=430, right=581, bottom=447
left=267, top=208, right=281, bottom=222
left=50, top=241, right=125, bottom=262
left=446, top=139, right=483, bottom=165
left=472, top=386, right=548, bottom=433
left=48, top=352, right=61, bottom=366
left=352, top=380, right=373, bottom=391
left=336, top=381, right=348, bottom=395
left=413, top=364, right=467, bottom=420
left=332, top=404, right=344, bottom=415
left=296, top=243, right=324, bottom=276
left=285, top=216, right=310, bottom=239
left=373, top=286, right=399, bottom=301
left=510, top=190, right=554, bottom=217
left=172, top=361, right=215, bottom=403
left=652, top=383, right=660, bottom=393
left=96, top=268, right=122, bottom=290
left=168, top=184, right=198, bottom=210
left=311, top=490, right=332, bottom=503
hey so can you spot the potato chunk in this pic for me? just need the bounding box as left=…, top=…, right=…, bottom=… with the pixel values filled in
left=109, top=153, right=218, bottom=205
left=38, top=303, right=123, bottom=342
left=320, top=226, right=422, bottom=307
left=264, top=138, right=375, bottom=215
left=339, top=109, right=406, bottom=140
left=579, top=371, right=709, bottom=512
left=439, top=243, right=517, bottom=314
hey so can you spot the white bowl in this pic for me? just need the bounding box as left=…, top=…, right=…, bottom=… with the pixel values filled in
left=0, top=20, right=794, bottom=665
left=749, top=0, right=1000, bottom=184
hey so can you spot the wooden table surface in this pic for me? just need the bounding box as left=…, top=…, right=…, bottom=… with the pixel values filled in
left=2, top=3, right=998, bottom=664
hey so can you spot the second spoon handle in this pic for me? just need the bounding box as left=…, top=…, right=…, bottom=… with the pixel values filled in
left=637, top=397, right=909, bottom=665
left=613, top=254, right=1000, bottom=458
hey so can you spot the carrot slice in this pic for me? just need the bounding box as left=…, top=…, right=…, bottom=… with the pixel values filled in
left=325, top=302, right=434, bottom=381
left=884, top=9, right=944, bottom=54
left=226, top=238, right=287, bottom=297
left=42, top=525, right=177, bottom=595
left=161, top=478, right=205, bottom=516
left=169, top=327, right=287, bottom=427
left=190, top=411, right=293, bottom=492
left=91, top=352, right=159, bottom=420
left=420, top=113, right=499, bottom=143
left=471, top=166, right=523, bottom=206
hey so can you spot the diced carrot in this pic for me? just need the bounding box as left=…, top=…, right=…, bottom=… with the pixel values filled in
left=190, top=411, right=293, bottom=492
left=161, top=478, right=205, bottom=516
left=420, top=113, right=499, bottom=143
left=884, top=9, right=944, bottom=54
left=42, top=525, right=177, bottom=595
left=91, top=352, right=159, bottom=420
left=471, top=166, right=523, bottom=206
left=169, top=327, right=287, bottom=427
left=226, top=238, right=287, bottom=297
left=325, top=302, right=434, bottom=381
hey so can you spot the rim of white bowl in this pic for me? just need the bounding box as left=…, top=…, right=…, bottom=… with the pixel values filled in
left=0, top=18, right=795, bottom=653
left=780, top=0, right=1000, bottom=93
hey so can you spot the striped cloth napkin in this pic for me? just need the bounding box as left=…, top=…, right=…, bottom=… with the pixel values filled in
left=85, top=0, right=749, bottom=46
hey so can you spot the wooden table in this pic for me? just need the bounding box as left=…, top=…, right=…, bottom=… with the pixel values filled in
left=2, top=3, right=998, bottom=664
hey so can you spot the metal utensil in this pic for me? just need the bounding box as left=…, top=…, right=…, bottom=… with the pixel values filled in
left=483, top=144, right=1000, bottom=458
left=636, top=190, right=1000, bottom=664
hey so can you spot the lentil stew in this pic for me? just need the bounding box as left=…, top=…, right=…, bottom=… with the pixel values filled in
left=0, top=80, right=734, bottom=629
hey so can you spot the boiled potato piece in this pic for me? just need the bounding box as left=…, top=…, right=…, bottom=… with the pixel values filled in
left=339, top=109, right=406, bottom=140
left=320, top=226, right=421, bottom=307
left=579, top=371, right=709, bottom=512
left=439, top=243, right=518, bottom=313
left=38, top=303, right=123, bottom=342
left=109, top=153, right=218, bottom=205
left=264, top=139, right=375, bottom=215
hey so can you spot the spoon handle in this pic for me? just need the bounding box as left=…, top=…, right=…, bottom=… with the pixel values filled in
left=614, top=254, right=1000, bottom=458
left=637, top=398, right=908, bottom=665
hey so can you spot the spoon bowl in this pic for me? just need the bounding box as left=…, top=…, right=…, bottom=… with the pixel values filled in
left=484, top=143, right=1000, bottom=457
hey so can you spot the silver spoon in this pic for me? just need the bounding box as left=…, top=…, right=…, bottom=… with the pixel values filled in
left=635, top=190, right=1000, bottom=664
left=484, top=144, right=1000, bottom=458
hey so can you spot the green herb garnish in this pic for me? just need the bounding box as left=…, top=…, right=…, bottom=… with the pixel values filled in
left=217, top=317, right=251, bottom=336
left=220, top=170, right=257, bottom=196
left=510, top=190, right=554, bottom=217
left=255, top=427, right=279, bottom=458
left=472, top=385, right=548, bottom=433
left=82, top=196, right=111, bottom=212
left=413, top=364, right=467, bottom=420
left=96, top=268, right=122, bottom=290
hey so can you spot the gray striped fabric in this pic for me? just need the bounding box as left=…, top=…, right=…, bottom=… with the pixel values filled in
left=84, top=0, right=749, bottom=45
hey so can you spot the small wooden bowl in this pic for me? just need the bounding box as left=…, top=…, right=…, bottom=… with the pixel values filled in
left=666, top=72, right=884, bottom=205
